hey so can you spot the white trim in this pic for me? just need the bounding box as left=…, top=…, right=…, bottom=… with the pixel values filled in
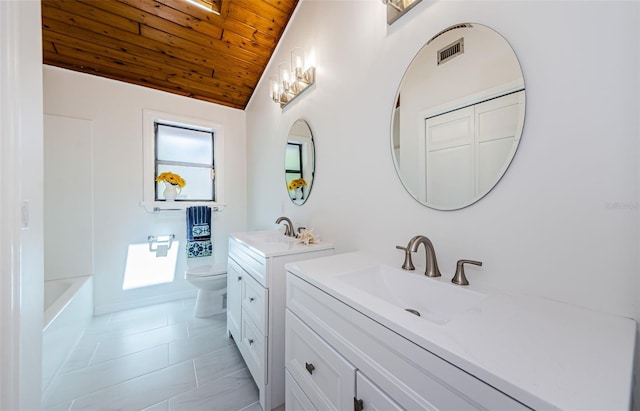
left=141, top=109, right=226, bottom=212
left=0, top=2, right=23, bottom=409
left=418, top=79, right=525, bottom=121
left=93, top=289, right=197, bottom=316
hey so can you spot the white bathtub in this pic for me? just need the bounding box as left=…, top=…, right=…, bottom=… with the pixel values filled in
left=42, top=276, right=93, bottom=392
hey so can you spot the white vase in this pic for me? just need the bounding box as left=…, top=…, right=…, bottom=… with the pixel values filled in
left=295, top=187, right=303, bottom=200
left=163, top=182, right=180, bottom=201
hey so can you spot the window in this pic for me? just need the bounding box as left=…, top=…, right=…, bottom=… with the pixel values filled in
left=285, top=142, right=304, bottom=198
left=155, top=122, right=215, bottom=201
left=143, top=110, right=224, bottom=208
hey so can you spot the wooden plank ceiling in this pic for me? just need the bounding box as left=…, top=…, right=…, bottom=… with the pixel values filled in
left=42, top=0, right=299, bottom=110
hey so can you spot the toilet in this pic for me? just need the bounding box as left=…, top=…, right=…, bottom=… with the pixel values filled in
left=185, top=265, right=227, bottom=317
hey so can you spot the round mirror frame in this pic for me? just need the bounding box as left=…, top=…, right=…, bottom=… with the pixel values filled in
left=285, top=119, right=315, bottom=206
left=391, top=23, right=526, bottom=210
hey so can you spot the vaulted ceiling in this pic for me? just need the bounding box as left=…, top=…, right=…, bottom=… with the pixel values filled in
left=41, top=0, right=299, bottom=110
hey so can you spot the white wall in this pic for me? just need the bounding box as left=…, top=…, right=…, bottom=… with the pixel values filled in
left=44, top=115, right=94, bottom=282
left=246, top=0, right=639, bottom=326
left=44, top=66, right=247, bottom=314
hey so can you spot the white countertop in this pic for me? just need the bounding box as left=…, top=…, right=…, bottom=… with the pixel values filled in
left=230, top=230, right=334, bottom=258
left=285, top=251, right=636, bottom=410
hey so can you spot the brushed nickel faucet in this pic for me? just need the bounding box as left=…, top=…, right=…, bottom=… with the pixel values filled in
left=396, top=235, right=442, bottom=277
left=275, top=216, right=295, bottom=237
left=451, top=259, right=482, bottom=285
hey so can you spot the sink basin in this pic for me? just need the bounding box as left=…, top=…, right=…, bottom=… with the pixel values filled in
left=244, top=231, right=297, bottom=244
left=337, top=265, right=486, bottom=325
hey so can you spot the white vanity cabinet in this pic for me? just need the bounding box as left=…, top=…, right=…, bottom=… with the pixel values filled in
left=285, top=252, right=636, bottom=410
left=226, top=231, right=334, bottom=411
left=285, top=271, right=530, bottom=411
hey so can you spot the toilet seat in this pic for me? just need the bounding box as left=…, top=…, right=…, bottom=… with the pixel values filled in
left=185, top=265, right=226, bottom=278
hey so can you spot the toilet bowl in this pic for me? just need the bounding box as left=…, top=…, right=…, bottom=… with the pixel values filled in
left=185, top=265, right=227, bottom=317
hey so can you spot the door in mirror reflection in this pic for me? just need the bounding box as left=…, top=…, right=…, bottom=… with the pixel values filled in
left=391, top=23, right=525, bottom=210
left=285, top=119, right=315, bottom=205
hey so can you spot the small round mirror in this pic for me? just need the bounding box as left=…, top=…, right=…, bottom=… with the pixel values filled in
left=391, top=23, right=526, bottom=210
left=285, top=119, right=315, bottom=205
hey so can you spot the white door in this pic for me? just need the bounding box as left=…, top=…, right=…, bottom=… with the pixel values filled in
left=475, top=91, right=525, bottom=195
left=424, top=106, right=475, bottom=209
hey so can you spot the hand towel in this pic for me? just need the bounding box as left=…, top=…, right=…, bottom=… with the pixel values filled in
left=186, top=206, right=213, bottom=258
left=187, top=206, right=211, bottom=241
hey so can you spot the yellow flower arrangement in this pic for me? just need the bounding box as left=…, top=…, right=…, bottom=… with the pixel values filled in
left=156, top=172, right=186, bottom=188
left=287, top=178, right=307, bottom=191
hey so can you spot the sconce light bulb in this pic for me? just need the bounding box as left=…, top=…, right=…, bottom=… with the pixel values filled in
left=295, top=56, right=303, bottom=79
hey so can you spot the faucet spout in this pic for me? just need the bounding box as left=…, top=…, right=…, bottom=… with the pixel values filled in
left=407, top=235, right=441, bottom=278
left=275, top=216, right=295, bottom=237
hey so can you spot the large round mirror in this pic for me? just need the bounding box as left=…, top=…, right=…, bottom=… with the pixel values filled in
left=285, top=119, right=315, bottom=205
left=391, top=23, right=526, bottom=210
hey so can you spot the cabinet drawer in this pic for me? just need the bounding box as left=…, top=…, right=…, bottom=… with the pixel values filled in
left=286, top=370, right=317, bottom=411
left=242, top=273, right=268, bottom=336
left=240, top=315, right=267, bottom=387
left=286, top=310, right=355, bottom=411
left=229, top=238, right=267, bottom=286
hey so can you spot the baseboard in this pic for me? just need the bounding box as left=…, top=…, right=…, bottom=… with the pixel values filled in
left=94, top=289, right=197, bottom=316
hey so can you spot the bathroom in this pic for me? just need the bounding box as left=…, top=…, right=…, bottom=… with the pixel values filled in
left=1, top=0, right=639, bottom=409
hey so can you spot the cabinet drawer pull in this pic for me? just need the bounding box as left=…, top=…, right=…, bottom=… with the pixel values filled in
left=237, top=276, right=242, bottom=281
left=249, top=297, right=255, bottom=302
left=305, top=362, right=315, bottom=375
left=248, top=338, right=254, bottom=345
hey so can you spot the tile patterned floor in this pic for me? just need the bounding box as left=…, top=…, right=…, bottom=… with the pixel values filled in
left=42, top=299, right=260, bottom=411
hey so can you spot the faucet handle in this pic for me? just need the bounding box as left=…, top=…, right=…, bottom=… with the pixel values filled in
left=451, top=259, right=482, bottom=286
left=396, top=245, right=415, bottom=271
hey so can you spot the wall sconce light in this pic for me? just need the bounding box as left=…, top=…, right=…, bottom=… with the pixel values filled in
left=383, top=0, right=423, bottom=24
left=270, top=47, right=316, bottom=108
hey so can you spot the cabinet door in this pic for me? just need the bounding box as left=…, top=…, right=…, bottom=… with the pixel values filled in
left=355, top=371, right=402, bottom=411
left=240, top=314, right=267, bottom=387
left=286, top=310, right=355, bottom=411
left=242, top=272, right=268, bottom=336
left=286, top=370, right=317, bottom=411
left=226, top=258, right=243, bottom=340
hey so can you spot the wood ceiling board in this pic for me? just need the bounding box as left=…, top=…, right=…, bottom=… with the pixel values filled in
left=45, top=31, right=256, bottom=94
left=44, top=49, right=247, bottom=108
left=41, top=0, right=299, bottom=109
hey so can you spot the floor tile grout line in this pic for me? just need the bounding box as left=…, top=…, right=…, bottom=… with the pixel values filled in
left=42, top=329, right=92, bottom=401
left=84, top=320, right=199, bottom=367
left=57, top=357, right=200, bottom=409
left=86, top=341, right=101, bottom=367
left=239, top=401, right=260, bottom=411
left=161, top=366, right=255, bottom=411
left=88, top=339, right=173, bottom=367
left=192, top=359, right=199, bottom=388
left=48, top=335, right=179, bottom=406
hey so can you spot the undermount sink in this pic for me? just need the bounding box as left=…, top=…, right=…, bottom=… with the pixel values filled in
left=337, top=264, right=487, bottom=325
